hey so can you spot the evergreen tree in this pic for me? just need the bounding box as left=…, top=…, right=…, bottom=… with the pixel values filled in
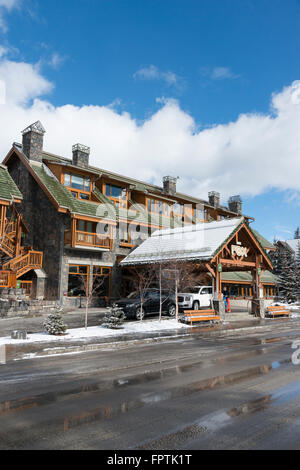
left=101, top=305, right=126, bottom=329
left=295, top=241, right=300, bottom=300
left=270, top=240, right=283, bottom=276
left=277, top=248, right=298, bottom=303
left=43, top=312, right=67, bottom=336
left=295, top=227, right=300, bottom=239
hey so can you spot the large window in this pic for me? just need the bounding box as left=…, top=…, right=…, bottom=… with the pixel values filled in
left=68, top=265, right=89, bottom=297
left=64, top=172, right=91, bottom=200
left=147, top=198, right=172, bottom=216
left=67, top=264, right=111, bottom=299
left=105, top=183, right=127, bottom=208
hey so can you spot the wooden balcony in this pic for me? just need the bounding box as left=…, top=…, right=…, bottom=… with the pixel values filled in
left=0, top=271, right=17, bottom=288
left=64, top=230, right=112, bottom=250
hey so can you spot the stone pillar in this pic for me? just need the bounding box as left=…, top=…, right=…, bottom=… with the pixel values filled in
left=32, top=269, right=47, bottom=300
left=213, top=298, right=226, bottom=320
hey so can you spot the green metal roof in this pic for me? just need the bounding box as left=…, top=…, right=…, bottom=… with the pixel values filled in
left=251, top=228, right=275, bottom=250
left=221, top=270, right=276, bottom=284
left=0, top=165, right=23, bottom=202
left=31, top=163, right=115, bottom=220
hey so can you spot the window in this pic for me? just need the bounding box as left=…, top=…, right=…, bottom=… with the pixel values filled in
left=173, top=202, right=184, bottom=219
left=67, top=264, right=111, bottom=299
left=147, top=198, right=172, bottom=216
left=119, top=222, right=132, bottom=245
left=64, top=172, right=91, bottom=200
left=93, top=266, right=111, bottom=299
left=195, top=205, right=204, bottom=221
left=105, top=183, right=127, bottom=208
left=68, top=265, right=89, bottom=297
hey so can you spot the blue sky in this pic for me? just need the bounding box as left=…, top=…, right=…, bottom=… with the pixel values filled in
left=1, top=0, right=300, bottom=242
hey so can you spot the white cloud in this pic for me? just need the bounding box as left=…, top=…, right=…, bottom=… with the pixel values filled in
left=0, top=60, right=53, bottom=105
left=134, top=65, right=182, bottom=88
left=1, top=56, right=300, bottom=203
left=200, top=66, right=239, bottom=81
left=0, top=0, right=20, bottom=32
left=0, top=45, right=8, bottom=57
left=211, top=67, right=239, bottom=80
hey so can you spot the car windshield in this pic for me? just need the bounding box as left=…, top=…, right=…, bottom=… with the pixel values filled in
left=127, top=291, right=140, bottom=299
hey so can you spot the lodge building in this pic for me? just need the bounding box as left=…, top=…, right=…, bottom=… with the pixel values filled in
left=0, top=121, right=276, bottom=307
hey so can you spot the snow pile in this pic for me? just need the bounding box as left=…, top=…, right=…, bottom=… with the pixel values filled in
left=0, top=318, right=191, bottom=345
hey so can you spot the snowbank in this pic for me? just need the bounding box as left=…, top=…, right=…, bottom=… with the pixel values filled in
left=0, top=319, right=190, bottom=345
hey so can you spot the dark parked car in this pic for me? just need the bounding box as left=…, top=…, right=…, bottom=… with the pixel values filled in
left=114, top=289, right=176, bottom=320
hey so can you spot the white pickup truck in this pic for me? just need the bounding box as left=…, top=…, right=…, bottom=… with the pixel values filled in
left=177, top=286, right=213, bottom=311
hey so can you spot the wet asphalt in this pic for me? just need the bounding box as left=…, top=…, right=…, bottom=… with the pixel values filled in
left=1, top=319, right=300, bottom=449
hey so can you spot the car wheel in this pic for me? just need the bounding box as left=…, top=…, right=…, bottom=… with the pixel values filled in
left=193, top=301, right=200, bottom=310
left=136, top=307, right=145, bottom=320
left=168, top=304, right=176, bottom=317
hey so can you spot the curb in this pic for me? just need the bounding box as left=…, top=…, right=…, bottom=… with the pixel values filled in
left=5, top=316, right=299, bottom=362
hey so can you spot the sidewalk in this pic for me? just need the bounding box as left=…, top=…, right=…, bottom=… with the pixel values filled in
left=2, top=312, right=300, bottom=363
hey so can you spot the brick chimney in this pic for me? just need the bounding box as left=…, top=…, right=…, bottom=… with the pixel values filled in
left=208, top=191, right=220, bottom=208
left=72, top=144, right=90, bottom=169
left=163, top=176, right=178, bottom=196
left=22, top=121, right=46, bottom=162
left=228, top=195, right=242, bottom=215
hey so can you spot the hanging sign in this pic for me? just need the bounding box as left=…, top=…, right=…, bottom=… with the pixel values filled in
left=218, top=264, right=222, bottom=272
left=231, top=245, right=248, bottom=257
left=257, top=268, right=262, bottom=275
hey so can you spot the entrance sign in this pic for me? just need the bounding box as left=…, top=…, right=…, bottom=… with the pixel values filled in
left=231, top=244, right=247, bottom=258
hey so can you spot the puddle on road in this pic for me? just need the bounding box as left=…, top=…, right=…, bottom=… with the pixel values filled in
left=61, top=358, right=291, bottom=432
left=0, top=341, right=289, bottom=418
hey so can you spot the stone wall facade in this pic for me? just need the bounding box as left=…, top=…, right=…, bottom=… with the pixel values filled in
left=6, top=151, right=134, bottom=306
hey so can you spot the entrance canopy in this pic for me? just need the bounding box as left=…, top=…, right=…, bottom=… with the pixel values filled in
left=120, top=217, right=273, bottom=272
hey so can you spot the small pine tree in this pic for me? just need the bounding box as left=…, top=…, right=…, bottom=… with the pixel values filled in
left=101, top=305, right=125, bottom=329
left=295, top=227, right=300, bottom=239
left=43, top=312, right=67, bottom=336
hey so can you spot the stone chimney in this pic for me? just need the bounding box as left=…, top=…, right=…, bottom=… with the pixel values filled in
left=228, top=195, right=242, bottom=215
left=163, top=176, right=178, bottom=196
left=22, top=121, right=46, bottom=162
left=72, top=144, right=90, bottom=169
left=208, top=191, right=220, bottom=208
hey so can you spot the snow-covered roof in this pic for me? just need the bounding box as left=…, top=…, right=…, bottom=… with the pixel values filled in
left=284, top=239, right=300, bottom=253
left=121, top=217, right=244, bottom=265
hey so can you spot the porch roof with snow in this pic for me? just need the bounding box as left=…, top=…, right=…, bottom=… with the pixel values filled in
left=121, top=217, right=273, bottom=271
left=120, top=218, right=245, bottom=265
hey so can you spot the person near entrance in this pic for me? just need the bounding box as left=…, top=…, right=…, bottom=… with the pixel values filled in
left=222, top=287, right=231, bottom=313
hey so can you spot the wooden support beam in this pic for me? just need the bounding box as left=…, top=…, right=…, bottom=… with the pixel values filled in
left=204, top=263, right=216, bottom=278
left=219, top=258, right=256, bottom=267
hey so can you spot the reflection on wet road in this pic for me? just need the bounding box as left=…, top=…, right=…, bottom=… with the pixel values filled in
left=1, top=321, right=300, bottom=449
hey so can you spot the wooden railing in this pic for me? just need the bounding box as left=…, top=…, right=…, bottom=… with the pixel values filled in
left=3, top=251, right=43, bottom=278
left=20, top=280, right=33, bottom=296
left=0, top=234, right=15, bottom=257
left=65, top=230, right=112, bottom=249
left=0, top=271, right=17, bottom=288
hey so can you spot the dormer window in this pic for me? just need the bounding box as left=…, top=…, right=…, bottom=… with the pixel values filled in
left=64, top=171, right=91, bottom=200
left=105, top=183, right=127, bottom=208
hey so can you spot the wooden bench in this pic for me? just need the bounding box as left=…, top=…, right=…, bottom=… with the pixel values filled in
left=266, top=306, right=290, bottom=318
left=184, top=309, right=221, bottom=325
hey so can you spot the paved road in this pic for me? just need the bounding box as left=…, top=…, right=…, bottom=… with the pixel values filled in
left=1, top=320, right=300, bottom=449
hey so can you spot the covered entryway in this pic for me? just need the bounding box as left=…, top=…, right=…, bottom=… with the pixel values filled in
left=120, top=217, right=274, bottom=318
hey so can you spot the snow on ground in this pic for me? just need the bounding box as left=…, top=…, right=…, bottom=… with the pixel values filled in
left=0, top=319, right=191, bottom=345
